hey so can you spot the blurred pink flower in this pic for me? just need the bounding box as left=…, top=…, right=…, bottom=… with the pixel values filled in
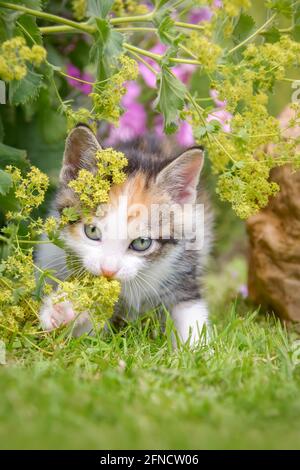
left=214, top=0, right=222, bottom=7
left=207, top=109, right=232, bottom=133
left=139, top=43, right=195, bottom=88
left=238, top=284, right=248, bottom=299
left=139, top=43, right=166, bottom=88
left=210, top=89, right=227, bottom=108
left=153, top=115, right=164, bottom=139
left=66, top=64, right=93, bottom=95
left=189, top=7, right=213, bottom=23
left=154, top=115, right=195, bottom=147
left=173, top=63, right=197, bottom=84
left=122, top=81, right=141, bottom=106
left=177, top=121, right=195, bottom=146
left=105, top=81, right=147, bottom=145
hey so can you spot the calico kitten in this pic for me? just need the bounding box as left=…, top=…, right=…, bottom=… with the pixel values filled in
left=37, top=125, right=213, bottom=345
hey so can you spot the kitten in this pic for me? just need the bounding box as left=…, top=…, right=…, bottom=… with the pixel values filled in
left=37, top=125, right=213, bottom=345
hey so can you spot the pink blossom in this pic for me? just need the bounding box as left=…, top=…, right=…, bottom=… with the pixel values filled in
left=238, top=284, right=248, bottom=299
left=139, top=43, right=195, bottom=88
left=122, top=81, right=141, bottom=106
left=214, top=0, right=222, bottom=7
left=173, top=63, right=197, bottom=84
left=106, top=102, right=147, bottom=145
left=105, top=81, right=147, bottom=145
left=153, top=115, right=165, bottom=139
left=139, top=43, right=166, bottom=88
left=207, top=109, right=232, bottom=133
left=154, top=115, right=195, bottom=147
left=210, top=89, right=227, bottom=108
left=66, top=64, right=93, bottom=95
left=189, top=7, right=213, bottom=24
left=177, top=121, right=195, bottom=147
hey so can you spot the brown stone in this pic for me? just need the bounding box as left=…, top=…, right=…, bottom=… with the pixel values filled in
left=247, top=107, right=300, bottom=322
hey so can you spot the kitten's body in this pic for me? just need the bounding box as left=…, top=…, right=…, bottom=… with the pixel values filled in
left=37, top=127, right=213, bottom=345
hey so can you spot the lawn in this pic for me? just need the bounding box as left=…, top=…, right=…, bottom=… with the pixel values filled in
left=1, top=285, right=300, bottom=450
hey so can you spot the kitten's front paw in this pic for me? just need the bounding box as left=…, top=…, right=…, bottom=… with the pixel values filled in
left=40, top=296, right=76, bottom=331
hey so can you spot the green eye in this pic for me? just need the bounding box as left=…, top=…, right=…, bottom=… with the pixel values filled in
left=84, top=224, right=102, bottom=241
left=130, top=237, right=152, bottom=252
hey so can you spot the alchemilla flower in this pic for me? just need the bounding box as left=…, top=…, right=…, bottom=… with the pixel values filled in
left=0, top=37, right=46, bottom=82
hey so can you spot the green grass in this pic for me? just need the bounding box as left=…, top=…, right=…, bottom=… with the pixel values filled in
left=1, top=301, right=300, bottom=450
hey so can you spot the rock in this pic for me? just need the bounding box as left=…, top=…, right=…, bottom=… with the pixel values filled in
left=247, top=107, right=300, bottom=322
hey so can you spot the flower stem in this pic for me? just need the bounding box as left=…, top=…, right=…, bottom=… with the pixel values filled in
left=0, top=2, right=94, bottom=33
left=124, top=43, right=201, bottom=66
left=174, top=21, right=205, bottom=31
left=39, top=25, right=78, bottom=35
left=227, top=13, right=277, bottom=55
left=110, top=12, right=154, bottom=25
left=128, top=49, right=158, bottom=75
left=123, top=43, right=162, bottom=61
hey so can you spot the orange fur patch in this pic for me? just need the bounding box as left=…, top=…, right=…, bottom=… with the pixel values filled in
left=108, top=171, right=170, bottom=225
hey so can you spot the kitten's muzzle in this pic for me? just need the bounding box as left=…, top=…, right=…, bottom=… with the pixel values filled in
left=101, top=268, right=118, bottom=279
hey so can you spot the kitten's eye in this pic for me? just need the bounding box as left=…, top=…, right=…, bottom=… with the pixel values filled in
left=130, top=237, right=152, bottom=252
left=84, top=224, right=102, bottom=241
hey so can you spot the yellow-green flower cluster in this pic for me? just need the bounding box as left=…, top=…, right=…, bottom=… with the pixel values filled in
left=185, top=29, right=300, bottom=218
left=217, top=160, right=279, bottom=219
left=68, top=148, right=128, bottom=210
left=0, top=36, right=46, bottom=82
left=6, top=165, right=49, bottom=217
left=72, top=0, right=87, bottom=20
left=65, top=107, right=96, bottom=133
left=188, top=34, right=222, bottom=73
left=243, top=37, right=300, bottom=91
left=221, top=0, right=251, bottom=16
left=90, top=55, right=138, bottom=124
left=0, top=249, right=41, bottom=336
left=56, top=275, right=121, bottom=328
left=113, top=0, right=149, bottom=16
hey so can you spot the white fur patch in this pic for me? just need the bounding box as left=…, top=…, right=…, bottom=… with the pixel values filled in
left=171, top=299, right=210, bottom=346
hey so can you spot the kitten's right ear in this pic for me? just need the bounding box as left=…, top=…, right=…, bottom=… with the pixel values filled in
left=60, top=125, right=102, bottom=184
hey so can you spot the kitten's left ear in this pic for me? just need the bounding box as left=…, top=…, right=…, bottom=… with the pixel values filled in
left=60, top=124, right=102, bottom=184
left=156, top=147, right=204, bottom=204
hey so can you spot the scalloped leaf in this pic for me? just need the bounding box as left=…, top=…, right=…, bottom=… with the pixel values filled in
left=233, top=14, right=255, bottom=43
left=154, top=66, right=186, bottom=134
left=0, top=170, right=12, bottom=196
left=9, top=70, right=43, bottom=106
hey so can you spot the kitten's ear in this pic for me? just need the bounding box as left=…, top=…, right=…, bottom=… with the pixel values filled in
left=60, top=124, right=102, bottom=184
left=156, top=147, right=204, bottom=204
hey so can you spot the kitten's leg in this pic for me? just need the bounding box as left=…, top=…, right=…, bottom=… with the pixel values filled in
left=171, top=299, right=210, bottom=347
left=40, top=293, right=91, bottom=335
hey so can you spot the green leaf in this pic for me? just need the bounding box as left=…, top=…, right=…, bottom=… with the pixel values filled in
left=233, top=14, right=255, bottom=43
left=266, top=0, right=293, bottom=17
left=14, top=0, right=42, bottom=8
left=17, top=14, right=42, bottom=45
left=9, top=69, right=43, bottom=106
left=0, top=142, right=27, bottom=167
left=90, top=19, right=123, bottom=80
left=154, top=14, right=176, bottom=46
left=0, top=169, right=12, bottom=195
left=261, top=26, right=280, bottom=43
left=154, top=66, right=186, bottom=134
left=87, top=0, right=114, bottom=18
left=292, top=24, right=300, bottom=41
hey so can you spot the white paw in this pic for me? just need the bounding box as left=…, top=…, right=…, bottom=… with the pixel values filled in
left=40, top=296, right=76, bottom=331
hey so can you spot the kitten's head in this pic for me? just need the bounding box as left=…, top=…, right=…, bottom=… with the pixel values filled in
left=56, top=125, right=204, bottom=283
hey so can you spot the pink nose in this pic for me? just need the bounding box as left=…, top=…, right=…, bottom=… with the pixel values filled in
left=101, top=268, right=118, bottom=279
